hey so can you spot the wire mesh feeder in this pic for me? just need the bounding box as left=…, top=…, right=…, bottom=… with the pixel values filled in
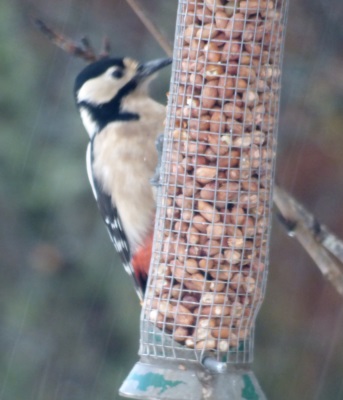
left=120, top=0, right=289, bottom=398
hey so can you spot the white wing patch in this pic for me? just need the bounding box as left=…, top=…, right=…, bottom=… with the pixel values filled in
left=123, top=262, right=133, bottom=276
left=86, top=144, right=98, bottom=200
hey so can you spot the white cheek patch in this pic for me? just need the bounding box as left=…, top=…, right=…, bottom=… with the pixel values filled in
left=77, top=74, right=119, bottom=105
left=80, top=108, right=99, bottom=139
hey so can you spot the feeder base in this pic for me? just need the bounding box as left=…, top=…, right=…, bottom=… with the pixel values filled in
left=119, top=358, right=266, bottom=400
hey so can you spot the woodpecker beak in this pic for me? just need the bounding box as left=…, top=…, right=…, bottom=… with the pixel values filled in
left=136, top=57, right=172, bottom=80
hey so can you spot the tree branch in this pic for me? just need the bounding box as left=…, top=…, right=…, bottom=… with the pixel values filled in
left=274, top=185, right=343, bottom=297
left=125, top=0, right=173, bottom=57
left=33, top=19, right=108, bottom=62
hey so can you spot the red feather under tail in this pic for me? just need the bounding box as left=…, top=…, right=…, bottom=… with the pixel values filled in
left=131, top=231, right=154, bottom=292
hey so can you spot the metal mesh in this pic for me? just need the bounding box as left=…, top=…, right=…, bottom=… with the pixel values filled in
left=141, top=0, right=289, bottom=364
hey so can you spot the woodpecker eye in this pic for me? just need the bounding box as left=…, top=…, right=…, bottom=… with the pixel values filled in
left=112, top=69, right=124, bottom=79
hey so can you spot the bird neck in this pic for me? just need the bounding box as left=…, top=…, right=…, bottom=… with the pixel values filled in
left=79, top=94, right=140, bottom=136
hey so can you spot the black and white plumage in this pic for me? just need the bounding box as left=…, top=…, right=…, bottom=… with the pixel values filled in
left=74, top=56, right=171, bottom=300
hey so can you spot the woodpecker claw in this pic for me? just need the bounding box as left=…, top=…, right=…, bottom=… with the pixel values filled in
left=150, top=133, right=164, bottom=187
left=276, top=212, right=297, bottom=237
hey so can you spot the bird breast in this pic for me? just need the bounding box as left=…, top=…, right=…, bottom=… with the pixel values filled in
left=92, top=100, right=164, bottom=250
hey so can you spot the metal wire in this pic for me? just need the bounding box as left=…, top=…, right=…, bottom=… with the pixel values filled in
left=141, top=0, right=289, bottom=365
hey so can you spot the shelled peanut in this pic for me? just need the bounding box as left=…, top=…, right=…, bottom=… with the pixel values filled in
left=145, top=0, right=285, bottom=354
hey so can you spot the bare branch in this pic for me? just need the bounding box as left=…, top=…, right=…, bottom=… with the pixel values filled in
left=314, top=225, right=343, bottom=263
left=99, top=36, right=111, bottom=59
left=125, top=0, right=173, bottom=57
left=34, top=4, right=173, bottom=63
left=33, top=19, right=106, bottom=62
left=79, top=36, right=96, bottom=59
left=274, top=185, right=343, bottom=297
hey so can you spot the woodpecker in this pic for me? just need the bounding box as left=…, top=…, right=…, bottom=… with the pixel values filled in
left=74, top=56, right=171, bottom=301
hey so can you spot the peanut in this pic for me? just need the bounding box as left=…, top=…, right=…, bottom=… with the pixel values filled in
left=240, top=1, right=270, bottom=16
left=203, top=42, right=221, bottom=63
left=208, top=261, right=232, bottom=280
left=218, top=75, right=235, bottom=99
left=209, top=280, right=226, bottom=292
left=183, top=272, right=211, bottom=292
left=193, top=327, right=212, bottom=341
left=211, top=326, right=231, bottom=339
left=195, top=339, right=217, bottom=350
left=184, top=257, right=199, bottom=274
left=182, top=294, right=199, bottom=311
left=204, top=64, right=225, bottom=81
left=206, top=0, right=224, bottom=12
left=224, top=13, right=245, bottom=39
left=198, top=200, right=221, bottom=223
left=202, top=81, right=218, bottom=109
left=196, top=5, right=214, bottom=24
left=206, top=222, right=226, bottom=240
left=201, top=292, right=227, bottom=305
left=194, top=166, right=217, bottom=184
left=175, top=309, right=195, bottom=327
left=173, top=326, right=189, bottom=343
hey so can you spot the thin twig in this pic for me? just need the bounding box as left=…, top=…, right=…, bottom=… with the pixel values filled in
left=125, top=0, right=173, bottom=57
left=80, top=36, right=96, bottom=58
left=99, top=36, right=111, bottom=59
left=274, top=185, right=343, bottom=297
left=33, top=19, right=107, bottom=62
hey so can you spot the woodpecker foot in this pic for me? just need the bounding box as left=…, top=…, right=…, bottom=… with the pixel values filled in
left=276, top=212, right=297, bottom=237
left=150, top=133, right=164, bottom=187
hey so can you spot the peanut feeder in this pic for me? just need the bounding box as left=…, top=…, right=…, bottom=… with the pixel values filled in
left=120, top=0, right=289, bottom=398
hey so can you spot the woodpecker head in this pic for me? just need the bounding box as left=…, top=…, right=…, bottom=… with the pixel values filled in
left=74, top=56, right=172, bottom=138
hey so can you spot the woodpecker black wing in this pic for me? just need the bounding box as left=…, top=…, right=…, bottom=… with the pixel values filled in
left=86, top=143, right=144, bottom=301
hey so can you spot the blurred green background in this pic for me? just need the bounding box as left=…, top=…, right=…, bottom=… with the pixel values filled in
left=0, top=0, right=342, bottom=399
